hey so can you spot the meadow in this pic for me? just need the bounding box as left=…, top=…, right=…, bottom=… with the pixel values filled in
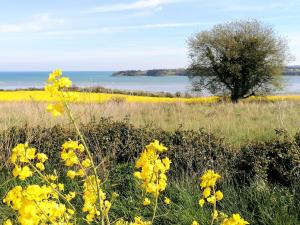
left=1, top=98, right=300, bottom=146
left=0, top=78, right=300, bottom=224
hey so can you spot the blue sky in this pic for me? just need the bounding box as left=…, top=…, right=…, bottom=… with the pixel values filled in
left=0, top=0, right=299, bottom=71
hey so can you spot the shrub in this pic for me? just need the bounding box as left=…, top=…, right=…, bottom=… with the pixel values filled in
left=236, top=129, right=300, bottom=186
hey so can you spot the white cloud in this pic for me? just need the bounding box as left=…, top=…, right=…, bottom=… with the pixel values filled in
left=0, top=14, right=64, bottom=33
left=86, top=0, right=188, bottom=13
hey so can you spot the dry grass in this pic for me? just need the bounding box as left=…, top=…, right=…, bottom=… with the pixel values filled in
left=0, top=100, right=300, bottom=146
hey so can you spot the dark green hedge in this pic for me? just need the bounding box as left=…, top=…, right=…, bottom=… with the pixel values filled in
left=0, top=119, right=299, bottom=187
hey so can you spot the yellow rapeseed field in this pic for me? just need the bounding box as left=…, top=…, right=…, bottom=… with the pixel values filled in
left=0, top=90, right=219, bottom=104
left=1, top=90, right=300, bottom=104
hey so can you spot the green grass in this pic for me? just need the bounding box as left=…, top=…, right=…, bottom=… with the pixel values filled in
left=1, top=163, right=299, bottom=224
left=1, top=100, right=300, bottom=147
left=0, top=100, right=300, bottom=224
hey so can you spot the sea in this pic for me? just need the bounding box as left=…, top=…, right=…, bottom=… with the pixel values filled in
left=0, top=71, right=300, bottom=95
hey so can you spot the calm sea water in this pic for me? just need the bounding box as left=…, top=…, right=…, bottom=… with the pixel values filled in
left=0, top=71, right=299, bottom=94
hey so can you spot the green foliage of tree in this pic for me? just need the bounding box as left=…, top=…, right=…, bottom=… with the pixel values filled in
left=188, top=20, right=290, bottom=102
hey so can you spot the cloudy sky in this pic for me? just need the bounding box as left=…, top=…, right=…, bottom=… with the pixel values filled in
left=0, top=0, right=299, bottom=71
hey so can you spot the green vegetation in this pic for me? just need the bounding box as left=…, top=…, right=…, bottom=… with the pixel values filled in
left=1, top=101, right=300, bottom=147
left=188, top=19, right=289, bottom=102
left=0, top=119, right=299, bottom=224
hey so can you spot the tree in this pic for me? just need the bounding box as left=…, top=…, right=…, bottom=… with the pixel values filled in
left=188, top=20, right=290, bottom=102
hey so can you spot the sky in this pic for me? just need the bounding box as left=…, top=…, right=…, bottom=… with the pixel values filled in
left=0, top=0, right=299, bottom=71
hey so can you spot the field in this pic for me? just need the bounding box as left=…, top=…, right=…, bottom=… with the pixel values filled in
left=1, top=98, right=300, bottom=146
left=0, top=90, right=300, bottom=224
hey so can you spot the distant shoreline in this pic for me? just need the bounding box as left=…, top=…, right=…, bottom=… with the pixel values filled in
left=112, top=66, right=300, bottom=77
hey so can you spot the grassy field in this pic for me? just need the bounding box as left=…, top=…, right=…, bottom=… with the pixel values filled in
left=0, top=90, right=300, bottom=224
left=1, top=100, right=300, bottom=146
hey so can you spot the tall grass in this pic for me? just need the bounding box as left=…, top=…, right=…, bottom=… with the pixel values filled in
left=0, top=101, right=300, bottom=146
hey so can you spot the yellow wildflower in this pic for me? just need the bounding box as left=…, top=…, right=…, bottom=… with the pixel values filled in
left=58, top=77, right=72, bottom=88
left=199, top=198, right=205, bottom=207
left=143, top=198, right=151, bottom=206
left=66, top=191, right=76, bottom=201
left=215, top=190, right=224, bottom=201
left=58, top=183, right=65, bottom=191
left=164, top=197, right=171, bottom=205
left=192, top=221, right=200, bottom=225
left=220, top=213, right=249, bottom=225
left=200, top=170, right=221, bottom=189
left=82, top=158, right=91, bottom=168
left=135, top=140, right=170, bottom=197
left=47, top=103, right=64, bottom=117
left=3, top=219, right=12, bottom=225
left=207, top=196, right=216, bottom=205
left=36, top=162, right=45, bottom=171
left=18, top=166, right=33, bottom=180
left=203, top=187, right=211, bottom=198
left=37, top=153, right=48, bottom=163
left=212, top=210, right=218, bottom=219
left=67, top=170, right=76, bottom=179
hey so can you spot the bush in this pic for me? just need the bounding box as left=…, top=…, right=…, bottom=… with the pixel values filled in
left=1, top=119, right=299, bottom=187
left=236, top=129, right=300, bottom=186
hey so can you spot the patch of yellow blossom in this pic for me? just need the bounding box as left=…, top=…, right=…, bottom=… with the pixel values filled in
left=10, top=143, right=48, bottom=180
left=134, top=140, right=171, bottom=197
left=220, top=214, right=249, bottom=225
left=82, top=175, right=111, bottom=222
left=3, top=185, right=74, bottom=225
left=192, top=221, right=200, bottom=225
left=164, top=197, right=171, bottom=205
left=143, top=197, right=151, bottom=206
left=116, top=217, right=152, bottom=225
left=44, top=69, right=79, bottom=117
left=192, top=170, right=249, bottom=225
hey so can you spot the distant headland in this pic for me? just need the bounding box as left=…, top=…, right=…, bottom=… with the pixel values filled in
left=112, top=69, right=189, bottom=77
left=112, top=66, right=300, bottom=77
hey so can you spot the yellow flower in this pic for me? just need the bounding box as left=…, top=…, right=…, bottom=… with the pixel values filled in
left=164, top=197, right=171, bottom=205
left=212, top=210, right=218, bottom=219
left=3, top=184, right=73, bottom=224
left=202, top=187, right=211, bottom=198
left=162, top=156, right=171, bottom=167
left=146, top=139, right=167, bottom=153
left=67, top=170, right=76, bottom=179
left=37, top=153, right=48, bottom=163
left=25, top=147, right=36, bottom=160
left=46, top=174, right=57, bottom=181
left=199, top=198, right=205, bottom=207
left=207, top=196, right=216, bottom=205
left=200, top=170, right=221, bottom=189
left=61, top=149, right=79, bottom=167
left=112, top=192, right=119, bottom=199
left=36, top=162, right=45, bottom=171
left=48, top=69, right=62, bottom=82
left=192, top=221, right=200, bottom=225
left=12, top=166, right=21, bottom=178
left=18, top=166, right=33, bottom=180
left=47, top=103, right=64, bottom=117
left=82, top=158, right=91, bottom=168
left=57, top=183, right=64, bottom=191
left=66, top=191, right=76, bottom=201
left=143, top=198, right=151, bottom=206
left=76, top=169, right=85, bottom=177
left=67, top=209, right=75, bottom=215
left=58, top=77, right=72, bottom=88
left=220, top=213, right=249, bottom=225
left=215, top=190, right=224, bottom=201
left=134, top=140, right=170, bottom=197
left=3, top=219, right=13, bottom=225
